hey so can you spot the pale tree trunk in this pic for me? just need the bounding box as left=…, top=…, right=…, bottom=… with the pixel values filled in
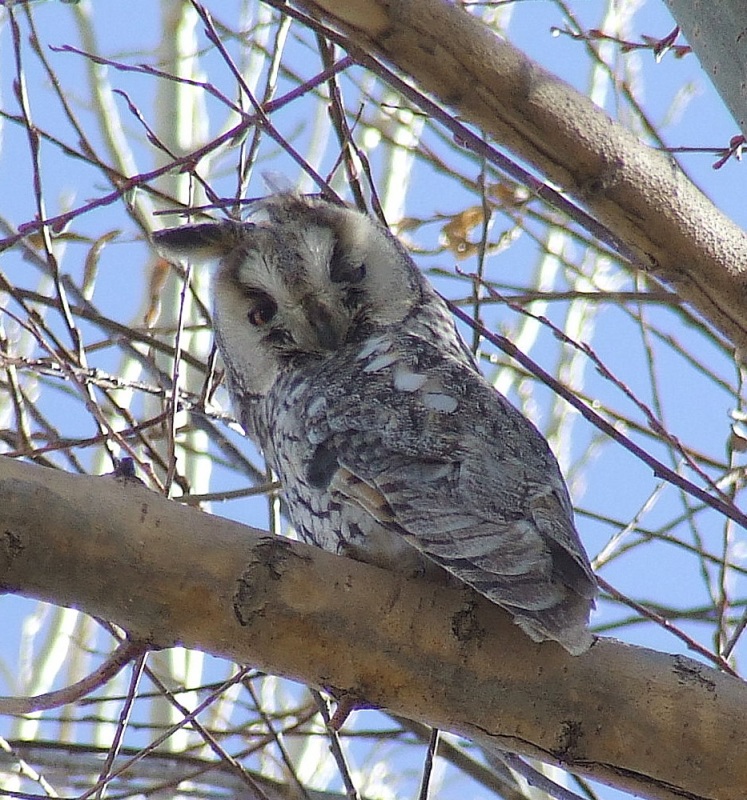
left=664, top=0, right=747, bottom=138
left=0, top=456, right=744, bottom=800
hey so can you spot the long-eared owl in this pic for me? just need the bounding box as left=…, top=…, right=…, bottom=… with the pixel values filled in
left=154, top=193, right=597, bottom=655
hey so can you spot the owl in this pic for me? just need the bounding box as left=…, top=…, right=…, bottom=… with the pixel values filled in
left=154, top=193, right=597, bottom=655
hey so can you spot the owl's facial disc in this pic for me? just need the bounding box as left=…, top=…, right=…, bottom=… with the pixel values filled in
left=214, top=223, right=367, bottom=360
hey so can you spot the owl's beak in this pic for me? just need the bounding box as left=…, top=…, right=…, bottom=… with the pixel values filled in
left=302, top=296, right=347, bottom=352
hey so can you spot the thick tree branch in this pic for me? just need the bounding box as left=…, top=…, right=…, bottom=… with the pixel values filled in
left=0, top=456, right=745, bottom=800
left=289, top=0, right=747, bottom=358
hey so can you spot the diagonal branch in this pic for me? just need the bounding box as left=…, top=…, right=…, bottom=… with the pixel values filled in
left=288, top=0, right=747, bottom=358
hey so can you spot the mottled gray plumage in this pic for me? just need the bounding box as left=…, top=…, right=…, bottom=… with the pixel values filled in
left=154, top=193, right=597, bottom=654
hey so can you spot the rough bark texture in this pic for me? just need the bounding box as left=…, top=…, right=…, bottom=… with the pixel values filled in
left=0, top=456, right=745, bottom=800
left=291, top=0, right=747, bottom=359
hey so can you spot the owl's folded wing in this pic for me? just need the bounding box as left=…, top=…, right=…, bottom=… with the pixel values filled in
left=310, top=375, right=596, bottom=654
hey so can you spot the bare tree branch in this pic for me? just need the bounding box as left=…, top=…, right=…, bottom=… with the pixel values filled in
left=288, top=0, right=747, bottom=358
left=1, top=456, right=745, bottom=800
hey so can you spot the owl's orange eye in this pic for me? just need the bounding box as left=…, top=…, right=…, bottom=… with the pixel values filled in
left=247, top=295, right=277, bottom=326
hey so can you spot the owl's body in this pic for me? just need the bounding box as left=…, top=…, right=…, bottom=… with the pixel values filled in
left=155, top=193, right=597, bottom=654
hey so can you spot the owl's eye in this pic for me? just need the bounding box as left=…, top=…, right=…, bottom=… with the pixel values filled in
left=247, top=294, right=278, bottom=326
left=330, top=242, right=366, bottom=284
left=330, top=260, right=366, bottom=284
left=347, top=263, right=367, bottom=283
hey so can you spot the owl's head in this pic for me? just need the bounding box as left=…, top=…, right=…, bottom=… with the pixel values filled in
left=153, top=193, right=431, bottom=397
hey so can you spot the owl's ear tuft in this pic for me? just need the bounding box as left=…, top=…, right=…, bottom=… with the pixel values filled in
left=153, top=221, right=250, bottom=263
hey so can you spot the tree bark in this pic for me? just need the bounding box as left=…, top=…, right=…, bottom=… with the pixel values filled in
left=664, top=0, right=747, bottom=138
left=0, top=456, right=745, bottom=800
left=290, top=0, right=747, bottom=359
